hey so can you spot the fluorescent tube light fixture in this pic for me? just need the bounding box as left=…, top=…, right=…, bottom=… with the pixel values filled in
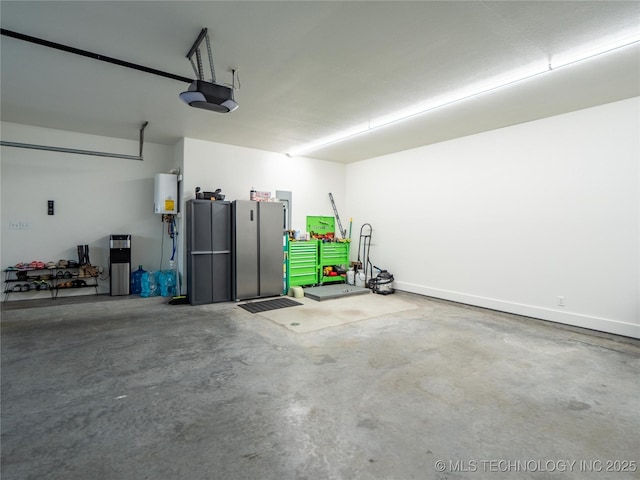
left=286, top=32, right=640, bottom=157
left=370, top=62, right=549, bottom=131
left=551, top=31, right=640, bottom=69
left=288, top=123, right=371, bottom=157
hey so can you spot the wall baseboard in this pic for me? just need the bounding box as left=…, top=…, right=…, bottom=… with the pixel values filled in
left=395, top=281, right=640, bottom=339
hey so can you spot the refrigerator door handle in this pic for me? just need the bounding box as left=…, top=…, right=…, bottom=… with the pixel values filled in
left=250, top=209, right=254, bottom=221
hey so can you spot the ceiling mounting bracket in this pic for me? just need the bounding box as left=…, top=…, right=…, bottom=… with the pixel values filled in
left=185, top=28, right=217, bottom=83
left=139, top=121, right=149, bottom=158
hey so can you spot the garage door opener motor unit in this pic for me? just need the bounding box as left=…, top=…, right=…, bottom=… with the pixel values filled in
left=179, top=28, right=238, bottom=113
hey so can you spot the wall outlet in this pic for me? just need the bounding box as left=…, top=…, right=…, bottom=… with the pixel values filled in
left=557, top=296, right=565, bottom=307
left=9, top=221, right=31, bottom=230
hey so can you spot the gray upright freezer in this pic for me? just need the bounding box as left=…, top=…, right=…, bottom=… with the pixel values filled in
left=233, top=200, right=284, bottom=301
left=187, top=200, right=232, bottom=305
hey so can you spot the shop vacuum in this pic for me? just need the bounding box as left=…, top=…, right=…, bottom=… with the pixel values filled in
left=368, top=266, right=395, bottom=295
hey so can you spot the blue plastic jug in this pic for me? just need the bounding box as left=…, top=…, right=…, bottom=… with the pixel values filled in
left=158, top=270, right=177, bottom=297
left=130, top=265, right=146, bottom=295
left=140, top=271, right=159, bottom=297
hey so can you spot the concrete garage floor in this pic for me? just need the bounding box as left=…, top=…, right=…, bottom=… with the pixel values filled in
left=1, top=292, right=639, bottom=480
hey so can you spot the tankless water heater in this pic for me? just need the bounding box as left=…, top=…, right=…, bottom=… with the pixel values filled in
left=154, top=173, right=178, bottom=214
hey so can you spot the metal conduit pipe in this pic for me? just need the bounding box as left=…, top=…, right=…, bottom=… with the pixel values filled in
left=1, top=121, right=149, bottom=161
left=0, top=141, right=143, bottom=161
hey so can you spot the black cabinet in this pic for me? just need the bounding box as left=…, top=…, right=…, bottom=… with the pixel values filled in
left=186, top=200, right=232, bottom=305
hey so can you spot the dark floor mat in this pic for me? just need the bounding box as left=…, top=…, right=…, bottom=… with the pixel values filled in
left=238, top=297, right=302, bottom=314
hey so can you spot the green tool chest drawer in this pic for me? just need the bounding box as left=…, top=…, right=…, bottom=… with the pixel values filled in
left=320, top=242, right=349, bottom=264
left=319, top=241, right=350, bottom=284
left=287, top=240, right=319, bottom=288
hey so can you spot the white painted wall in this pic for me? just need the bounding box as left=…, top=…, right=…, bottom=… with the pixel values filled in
left=175, top=138, right=346, bottom=295
left=181, top=138, right=346, bottom=230
left=3, top=100, right=637, bottom=340
left=346, top=97, right=640, bottom=338
left=1, top=122, right=177, bottom=299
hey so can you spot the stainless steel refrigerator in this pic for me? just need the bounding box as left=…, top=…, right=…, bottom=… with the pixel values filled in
left=233, top=200, right=284, bottom=300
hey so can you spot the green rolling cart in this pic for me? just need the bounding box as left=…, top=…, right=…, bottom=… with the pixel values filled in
left=286, top=239, right=319, bottom=288
left=306, top=215, right=350, bottom=285
left=318, top=241, right=350, bottom=284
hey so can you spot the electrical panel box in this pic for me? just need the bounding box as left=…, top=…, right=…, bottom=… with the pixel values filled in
left=154, top=174, right=178, bottom=214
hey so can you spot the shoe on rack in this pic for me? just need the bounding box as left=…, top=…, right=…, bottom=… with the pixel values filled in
left=83, top=264, right=99, bottom=277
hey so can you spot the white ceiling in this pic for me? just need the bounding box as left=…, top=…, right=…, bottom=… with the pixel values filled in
left=1, top=1, right=639, bottom=163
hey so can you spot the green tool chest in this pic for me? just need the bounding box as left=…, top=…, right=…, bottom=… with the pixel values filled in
left=306, top=216, right=334, bottom=235
left=286, top=215, right=351, bottom=287
left=287, top=239, right=319, bottom=288
left=319, top=241, right=350, bottom=284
